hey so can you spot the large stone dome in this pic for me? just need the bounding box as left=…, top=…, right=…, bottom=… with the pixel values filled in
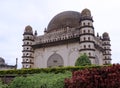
left=47, top=11, right=81, bottom=33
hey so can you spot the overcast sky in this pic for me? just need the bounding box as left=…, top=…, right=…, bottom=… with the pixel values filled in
left=0, top=0, right=120, bottom=68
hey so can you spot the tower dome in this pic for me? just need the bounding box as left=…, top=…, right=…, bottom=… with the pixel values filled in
left=102, top=32, right=110, bottom=40
left=24, top=25, right=33, bottom=33
left=103, top=32, right=109, bottom=37
left=81, top=8, right=91, bottom=17
left=47, top=11, right=81, bottom=33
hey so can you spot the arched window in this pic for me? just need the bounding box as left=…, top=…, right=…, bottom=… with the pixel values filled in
left=26, top=65, right=29, bottom=68
left=105, top=56, right=107, bottom=59
left=88, top=22, right=90, bottom=26
left=27, top=42, right=29, bottom=45
left=26, top=59, right=28, bottom=62
left=88, top=37, right=90, bottom=41
left=83, top=30, right=86, bottom=33
left=84, top=45, right=86, bottom=48
left=30, top=54, right=32, bottom=56
left=88, top=52, right=91, bottom=56
left=88, top=45, right=91, bottom=48
left=88, top=30, right=90, bottom=33
left=27, top=36, right=29, bottom=39
left=83, top=22, right=85, bottom=26
left=26, top=53, right=29, bottom=56
left=105, top=61, right=107, bottom=64
left=104, top=51, right=106, bottom=54
left=84, top=37, right=86, bottom=41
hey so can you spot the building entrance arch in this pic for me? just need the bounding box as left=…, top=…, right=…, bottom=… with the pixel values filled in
left=47, top=53, right=64, bottom=67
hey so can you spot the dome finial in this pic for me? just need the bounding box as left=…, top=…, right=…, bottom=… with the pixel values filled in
left=97, top=33, right=99, bottom=37
left=34, top=30, right=38, bottom=36
left=44, top=28, right=47, bottom=33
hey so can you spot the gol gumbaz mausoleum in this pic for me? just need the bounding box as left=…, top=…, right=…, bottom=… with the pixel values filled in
left=22, top=8, right=111, bottom=68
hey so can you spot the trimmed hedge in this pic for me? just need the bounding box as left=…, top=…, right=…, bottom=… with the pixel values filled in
left=0, top=65, right=104, bottom=75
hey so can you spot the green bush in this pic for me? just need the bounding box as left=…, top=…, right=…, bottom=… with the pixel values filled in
left=0, top=81, right=7, bottom=88
left=75, top=54, right=91, bottom=66
left=8, top=71, right=71, bottom=88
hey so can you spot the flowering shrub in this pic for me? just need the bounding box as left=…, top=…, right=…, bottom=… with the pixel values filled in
left=65, top=64, right=120, bottom=88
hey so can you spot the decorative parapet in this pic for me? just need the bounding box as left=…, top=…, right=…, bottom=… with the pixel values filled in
left=33, top=27, right=80, bottom=45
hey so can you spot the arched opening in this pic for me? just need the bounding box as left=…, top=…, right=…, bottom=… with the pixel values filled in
left=88, top=52, right=91, bottom=56
left=84, top=45, right=86, bottom=49
left=84, top=37, right=86, bottom=41
left=88, top=37, right=90, bottom=41
left=47, top=53, right=64, bottom=67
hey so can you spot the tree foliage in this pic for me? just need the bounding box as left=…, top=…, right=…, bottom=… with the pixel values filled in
left=75, top=54, right=91, bottom=66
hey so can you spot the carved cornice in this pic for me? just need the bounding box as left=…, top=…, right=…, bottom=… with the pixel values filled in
left=103, top=58, right=112, bottom=60
left=80, top=33, right=94, bottom=36
left=102, top=43, right=111, bottom=46
left=102, top=39, right=110, bottom=41
left=104, top=49, right=111, bottom=51
left=79, top=48, right=95, bottom=51
left=89, top=56, right=95, bottom=59
left=103, top=53, right=112, bottom=55
left=23, top=39, right=34, bottom=41
left=22, top=50, right=34, bottom=52
left=22, top=56, right=34, bottom=58
left=79, top=41, right=95, bottom=43
left=80, top=17, right=93, bottom=22
left=23, top=33, right=33, bottom=35
left=22, top=62, right=34, bottom=64
left=32, top=37, right=79, bottom=49
left=80, top=25, right=94, bottom=29
left=22, top=45, right=32, bottom=47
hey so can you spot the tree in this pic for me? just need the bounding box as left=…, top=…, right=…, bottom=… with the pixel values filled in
left=75, top=54, right=91, bottom=66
